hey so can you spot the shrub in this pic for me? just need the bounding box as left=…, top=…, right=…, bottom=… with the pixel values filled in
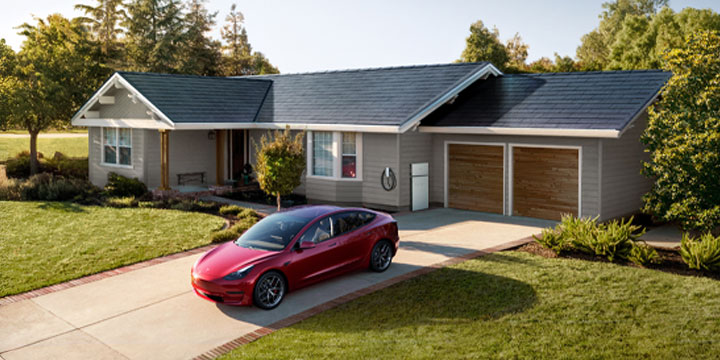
left=560, top=215, right=599, bottom=253
left=680, top=233, right=720, bottom=272
left=209, top=217, right=258, bottom=243
left=238, top=208, right=259, bottom=220
left=138, top=201, right=156, bottom=208
left=0, top=177, right=22, bottom=200
left=105, top=196, right=138, bottom=208
left=572, top=217, right=644, bottom=262
left=19, top=173, right=96, bottom=201
left=533, top=228, right=566, bottom=254
left=5, top=151, right=47, bottom=178
left=219, top=204, right=243, bottom=216
left=46, top=153, right=88, bottom=179
left=629, top=242, right=661, bottom=267
left=104, top=172, right=148, bottom=198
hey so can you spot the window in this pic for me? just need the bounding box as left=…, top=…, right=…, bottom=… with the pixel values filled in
left=331, top=211, right=376, bottom=236
left=235, top=213, right=311, bottom=251
left=103, top=128, right=132, bottom=166
left=308, top=131, right=362, bottom=180
left=298, top=217, right=333, bottom=244
left=342, top=133, right=356, bottom=178
left=312, top=132, right=333, bottom=176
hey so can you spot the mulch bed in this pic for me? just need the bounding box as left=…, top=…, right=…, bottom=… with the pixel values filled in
left=515, top=241, right=720, bottom=280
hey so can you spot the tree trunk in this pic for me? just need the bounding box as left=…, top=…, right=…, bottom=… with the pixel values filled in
left=276, top=193, right=281, bottom=211
left=29, top=130, right=39, bottom=175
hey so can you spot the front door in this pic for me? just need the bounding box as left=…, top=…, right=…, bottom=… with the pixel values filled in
left=230, top=130, right=246, bottom=180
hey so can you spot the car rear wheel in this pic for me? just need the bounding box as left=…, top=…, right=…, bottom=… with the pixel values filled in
left=253, top=271, right=286, bottom=310
left=370, top=240, right=393, bottom=272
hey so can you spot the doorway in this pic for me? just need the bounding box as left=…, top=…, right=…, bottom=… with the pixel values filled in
left=229, top=130, right=247, bottom=181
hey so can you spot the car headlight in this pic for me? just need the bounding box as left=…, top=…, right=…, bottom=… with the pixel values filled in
left=223, top=265, right=254, bottom=281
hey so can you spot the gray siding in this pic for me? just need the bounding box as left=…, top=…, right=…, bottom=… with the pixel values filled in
left=88, top=127, right=145, bottom=187
left=144, top=130, right=217, bottom=188
left=398, top=130, right=433, bottom=208
left=94, top=88, right=153, bottom=120
left=429, top=133, right=601, bottom=218
left=361, top=133, right=399, bottom=208
left=600, top=112, right=651, bottom=220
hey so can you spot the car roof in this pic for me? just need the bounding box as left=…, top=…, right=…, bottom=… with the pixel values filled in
left=279, top=205, right=375, bottom=219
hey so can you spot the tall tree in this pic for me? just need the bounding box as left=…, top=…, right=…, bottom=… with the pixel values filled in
left=219, top=3, right=278, bottom=76
left=75, top=0, right=126, bottom=67
left=505, top=33, right=529, bottom=72
left=179, top=0, right=221, bottom=75
left=2, top=15, right=109, bottom=174
left=641, top=30, right=720, bottom=232
left=577, top=0, right=668, bottom=70
left=0, top=39, right=17, bottom=130
left=124, top=0, right=184, bottom=73
left=458, top=20, right=509, bottom=70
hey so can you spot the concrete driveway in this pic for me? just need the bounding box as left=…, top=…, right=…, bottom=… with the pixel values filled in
left=0, top=208, right=552, bottom=360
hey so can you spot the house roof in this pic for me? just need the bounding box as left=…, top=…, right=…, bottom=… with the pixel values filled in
left=421, top=70, right=672, bottom=131
left=117, top=72, right=272, bottom=123
left=244, top=62, right=494, bottom=128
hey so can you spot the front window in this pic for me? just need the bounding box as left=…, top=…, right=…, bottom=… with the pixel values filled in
left=341, top=133, right=356, bottom=178
left=234, top=213, right=311, bottom=251
left=312, top=131, right=333, bottom=176
left=103, top=128, right=132, bottom=166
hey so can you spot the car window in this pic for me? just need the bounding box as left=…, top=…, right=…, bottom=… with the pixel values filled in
left=331, top=211, right=374, bottom=236
left=235, top=213, right=310, bottom=251
left=298, top=216, right=333, bottom=244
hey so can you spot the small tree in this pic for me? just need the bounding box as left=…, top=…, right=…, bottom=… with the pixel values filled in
left=641, top=30, right=720, bottom=232
left=253, top=127, right=305, bottom=210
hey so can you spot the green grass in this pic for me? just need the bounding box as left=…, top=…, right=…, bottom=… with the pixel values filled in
left=0, top=136, right=88, bottom=161
left=0, top=201, right=225, bottom=297
left=222, top=252, right=720, bottom=359
left=0, top=129, right=87, bottom=135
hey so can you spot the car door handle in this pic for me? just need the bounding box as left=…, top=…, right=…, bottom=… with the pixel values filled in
left=328, top=242, right=337, bottom=247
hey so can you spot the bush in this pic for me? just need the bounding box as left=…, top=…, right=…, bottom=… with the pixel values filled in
left=629, top=242, right=661, bottom=267
left=680, top=233, right=720, bottom=272
left=104, top=172, right=148, bottom=198
left=46, top=153, right=88, bottom=179
left=5, top=151, right=48, bottom=178
left=210, top=217, right=257, bottom=243
left=18, top=173, right=96, bottom=201
left=219, top=204, right=243, bottom=216
left=533, top=228, right=566, bottom=254
left=0, top=177, right=22, bottom=201
left=238, top=208, right=259, bottom=220
left=168, top=199, right=219, bottom=213
left=105, top=196, right=138, bottom=208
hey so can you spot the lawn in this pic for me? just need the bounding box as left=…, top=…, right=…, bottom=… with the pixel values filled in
left=0, top=201, right=225, bottom=297
left=222, top=251, right=720, bottom=359
left=0, top=136, right=88, bottom=161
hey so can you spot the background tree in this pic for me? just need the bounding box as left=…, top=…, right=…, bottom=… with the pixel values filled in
left=0, top=39, right=17, bottom=130
left=124, top=0, right=184, bottom=72
left=220, top=3, right=278, bottom=76
left=2, top=15, right=109, bottom=174
left=504, top=33, right=528, bottom=72
left=253, top=127, right=305, bottom=210
left=75, top=0, right=126, bottom=68
left=641, top=30, right=720, bottom=232
left=179, top=0, right=222, bottom=75
left=458, top=20, right=509, bottom=70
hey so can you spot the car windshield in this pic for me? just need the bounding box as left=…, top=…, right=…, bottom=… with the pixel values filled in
left=234, top=213, right=311, bottom=251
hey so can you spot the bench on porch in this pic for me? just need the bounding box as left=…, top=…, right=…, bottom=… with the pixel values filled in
left=177, top=172, right=205, bottom=185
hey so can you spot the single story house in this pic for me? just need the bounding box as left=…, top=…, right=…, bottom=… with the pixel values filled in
left=71, top=61, right=671, bottom=221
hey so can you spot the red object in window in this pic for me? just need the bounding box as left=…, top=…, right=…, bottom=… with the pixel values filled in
left=342, top=157, right=356, bottom=178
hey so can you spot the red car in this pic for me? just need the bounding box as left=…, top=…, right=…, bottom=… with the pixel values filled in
left=191, top=206, right=399, bottom=310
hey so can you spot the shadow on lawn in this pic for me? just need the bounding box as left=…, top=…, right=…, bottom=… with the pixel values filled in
left=37, top=201, right=86, bottom=213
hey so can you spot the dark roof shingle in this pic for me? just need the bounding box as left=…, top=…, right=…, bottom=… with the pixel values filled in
left=421, top=70, right=672, bottom=130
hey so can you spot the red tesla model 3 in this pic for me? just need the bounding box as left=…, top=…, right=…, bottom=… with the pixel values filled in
left=191, top=205, right=399, bottom=310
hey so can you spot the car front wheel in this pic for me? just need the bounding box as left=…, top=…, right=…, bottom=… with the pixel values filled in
left=253, top=271, right=286, bottom=310
left=369, top=240, right=393, bottom=272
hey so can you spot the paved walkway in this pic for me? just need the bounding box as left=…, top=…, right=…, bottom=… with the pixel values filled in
left=0, top=209, right=551, bottom=360
left=642, top=223, right=682, bottom=249
left=0, top=133, right=87, bottom=138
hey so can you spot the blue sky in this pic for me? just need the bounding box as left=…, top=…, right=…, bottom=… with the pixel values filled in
left=1, top=0, right=718, bottom=73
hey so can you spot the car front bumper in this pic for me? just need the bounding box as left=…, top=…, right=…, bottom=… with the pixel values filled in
left=191, top=273, right=253, bottom=306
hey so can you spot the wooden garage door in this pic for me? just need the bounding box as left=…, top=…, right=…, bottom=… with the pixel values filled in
left=448, top=144, right=503, bottom=214
left=512, top=147, right=578, bottom=221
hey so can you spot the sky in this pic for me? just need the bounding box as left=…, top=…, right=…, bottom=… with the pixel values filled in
left=1, top=0, right=719, bottom=73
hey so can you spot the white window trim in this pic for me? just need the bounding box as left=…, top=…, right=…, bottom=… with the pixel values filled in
left=101, top=127, right=133, bottom=169
left=307, top=131, right=363, bottom=181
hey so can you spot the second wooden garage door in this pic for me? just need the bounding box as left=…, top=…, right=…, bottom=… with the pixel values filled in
left=512, top=147, right=579, bottom=221
left=448, top=144, right=504, bottom=214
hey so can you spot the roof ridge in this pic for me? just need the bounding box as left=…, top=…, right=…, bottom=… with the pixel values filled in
left=509, top=69, right=670, bottom=76
left=116, top=71, right=272, bottom=83
left=241, top=61, right=489, bottom=78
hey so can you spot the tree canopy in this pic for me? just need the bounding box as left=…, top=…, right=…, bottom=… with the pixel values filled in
left=253, top=127, right=305, bottom=210
left=641, top=30, right=720, bottom=232
left=458, top=20, right=509, bottom=70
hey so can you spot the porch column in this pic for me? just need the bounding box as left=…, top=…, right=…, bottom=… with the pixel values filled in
left=215, top=130, right=225, bottom=185
left=159, top=129, right=170, bottom=190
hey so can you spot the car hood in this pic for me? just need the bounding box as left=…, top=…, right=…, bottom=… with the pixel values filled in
left=193, top=241, right=277, bottom=280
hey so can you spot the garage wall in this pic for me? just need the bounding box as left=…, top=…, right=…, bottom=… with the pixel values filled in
left=88, top=127, right=145, bottom=187
left=398, top=130, right=433, bottom=209
left=429, top=133, right=601, bottom=218
left=600, top=112, right=651, bottom=220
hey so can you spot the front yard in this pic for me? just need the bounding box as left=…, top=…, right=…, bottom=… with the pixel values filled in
left=0, top=136, right=88, bottom=161
left=223, top=251, right=720, bottom=359
left=0, top=201, right=225, bottom=297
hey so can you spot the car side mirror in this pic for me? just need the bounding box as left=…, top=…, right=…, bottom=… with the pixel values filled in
left=299, top=241, right=315, bottom=250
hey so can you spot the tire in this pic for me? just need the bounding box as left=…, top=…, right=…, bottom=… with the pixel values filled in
left=369, top=240, right=393, bottom=272
left=253, top=271, right=287, bottom=310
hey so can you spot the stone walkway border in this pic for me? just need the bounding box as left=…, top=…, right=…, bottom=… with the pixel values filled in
left=192, top=235, right=535, bottom=360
